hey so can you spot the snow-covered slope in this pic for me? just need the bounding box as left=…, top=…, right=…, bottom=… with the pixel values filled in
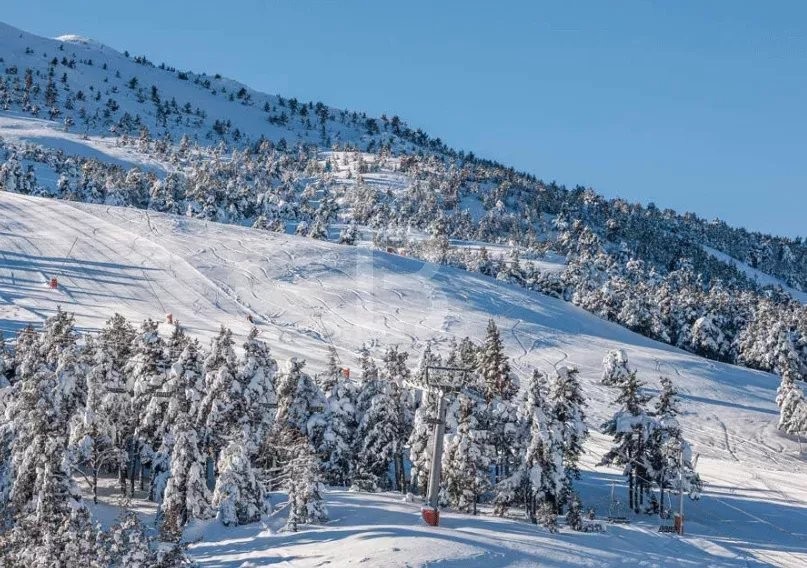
left=3, top=192, right=807, bottom=565
left=0, top=191, right=796, bottom=462
left=0, top=21, right=434, bottom=151
left=184, top=462, right=807, bottom=567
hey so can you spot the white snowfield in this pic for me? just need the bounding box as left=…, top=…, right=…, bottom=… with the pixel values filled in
left=0, top=21, right=421, bottom=152
left=2, top=192, right=807, bottom=566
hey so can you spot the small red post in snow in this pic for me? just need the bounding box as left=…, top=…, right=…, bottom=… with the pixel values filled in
left=166, top=313, right=173, bottom=325
left=421, top=507, right=440, bottom=527
left=49, top=277, right=58, bottom=289
left=342, top=367, right=350, bottom=379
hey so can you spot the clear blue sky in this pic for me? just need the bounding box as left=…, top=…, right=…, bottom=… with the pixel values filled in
left=4, top=1, right=806, bottom=238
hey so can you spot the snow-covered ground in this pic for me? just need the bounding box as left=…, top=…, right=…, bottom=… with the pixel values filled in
left=0, top=113, right=171, bottom=174
left=0, top=21, right=429, bottom=152
left=77, top=438, right=807, bottom=567
left=2, top=191, right=806, bottom=565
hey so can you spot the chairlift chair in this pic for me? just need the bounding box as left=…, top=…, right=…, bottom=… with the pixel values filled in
left=607, top=483, right=630, bottom=524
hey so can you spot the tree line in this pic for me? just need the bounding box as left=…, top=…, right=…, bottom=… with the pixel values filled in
left=0, top=308, right=707, bottom=562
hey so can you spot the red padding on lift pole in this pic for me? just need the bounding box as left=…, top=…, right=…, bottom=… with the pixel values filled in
left=421, top=507, right=440, bottom=527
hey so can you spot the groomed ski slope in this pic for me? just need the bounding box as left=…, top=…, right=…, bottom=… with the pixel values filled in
left=2, top=192, right=807, bottom=566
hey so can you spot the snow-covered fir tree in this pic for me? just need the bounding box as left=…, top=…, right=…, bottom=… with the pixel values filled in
left=548, top=365, right=588, bottom=506
left=351, top=372, right=403, bottom=491
left=151, top=338, right=206, bottom=504
left=126, top=318, right=170, bottom=491
left=238, top=327, right=278, bottom=451
left=381, top=345, right=412, bottom=491
left=602, top=348, right=632, bottom=387
left=477, top=319, right=518, bottom=402
left=775, top=327, right=807, bottom=437
left=598, top=357, right=655, bottom=514
left=493, top=370, right=565, bottom=524
left=197, top=325, right=242, bottom=460
left=651, top=377, right=702, bottom=510
left=0, top=508, right=105, bottom=568
left=0, top=317, right=98, bottom=563
left=317, top=345, right=343, bottom=396
left=160, top=416, right=213, bottom=539
left=212, top=428, right=266, bottom=526
left=525, top=370, right=565, bottom=515
left=68, top=337, right=126, bottom=504
left=273, top=357, right=326, bottom=447
left=441, top=393, right=491, bottom=514
left=104, top=512, right=158, bottom=567
left=477, top=320, right=519, bottom=483
left=2, top=317, right=84, bottom=523
left=318, top=366, right=357, bottom=486
left=280, top=428, right=328, bottom=532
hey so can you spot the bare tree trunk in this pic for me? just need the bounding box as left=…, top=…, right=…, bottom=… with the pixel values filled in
left=396, top=453, right=405, bottom=494
left=628, top=467, right=635, bottom=512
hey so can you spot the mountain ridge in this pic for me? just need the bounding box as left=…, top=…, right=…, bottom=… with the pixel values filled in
left=0, top=20, right=805, bottom=383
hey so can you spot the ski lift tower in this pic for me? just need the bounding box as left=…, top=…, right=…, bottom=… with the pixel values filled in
left=406, top=365, right=470, bottom=527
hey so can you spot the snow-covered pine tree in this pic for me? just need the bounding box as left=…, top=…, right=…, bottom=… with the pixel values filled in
left=598, top=363, right=655, bottom=514
left=381, top=345, right=412, bottom=491
left=92, top=315, right=137, bottom=493
left=456, top=337, right=480, bottom=380
left=536, top=501, right=559, bottom=534
left=319, top=367, right=357, bottom=487
left=317, top=345, right=342, bottom=396
left=162, top=339, right=206, bottom=434
left=492, top=369, right=564, bottom=526
left=565, top=493, right=584, bottom=531
left=1, top=328, right=86, bottom=548
left=197, top=326, right=242, bottom=460
left=69, top=338, right=126, bottom=504
left=525, top=370, right=564, bottom=518
left=11, top=325, right=38, bottom=381
left=651, top=377, right=702, bottom=511
left=351, top=375, right=402, bottom=492
left=281, top=428, right=328, bottom=532
left=602, top=348, right=632, bottom=387
left=441, top=393, right=491, bottom=514
left=0, top=507, right=104, bottom=568
left=104, top=511, right=157, bottom=567
left=238, top=327, right=278, bottom=452
left=548, top=365, right=588, bottom=507
left=39, top=306, right=79, bottom=369
left=338, top=221, right=359, bottom=245
left=487, top=396, right=519, bottom=484
left=0, top=316, right=87, bottom=520
left=125, top=318, right=170, bottom=492
left=95, top=315, right=134, bottom=395
left=148, top=338, right=206, bottom=506
left=212, top=428, right=266, bottom=526
left=166, top=323, right=191, bottom=363
left=775, top=329, right=807, bottom=435
left=273, top=357, right=326, bottom=447
left=477, top=319, right=518, bottom=402
left=477, top=320, right=519, bottom=483
left=160, top=416, right=214, bottom=539
left=690, top=314, right=730, bottom=362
